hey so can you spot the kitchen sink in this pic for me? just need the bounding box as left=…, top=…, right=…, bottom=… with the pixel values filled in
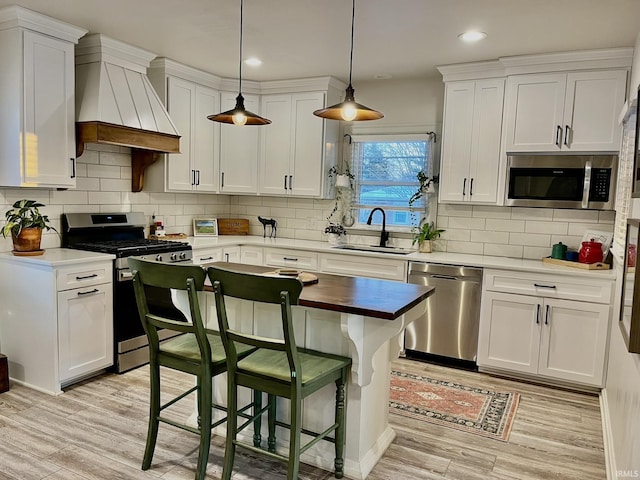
left=331, top=244, right=412, bottom=255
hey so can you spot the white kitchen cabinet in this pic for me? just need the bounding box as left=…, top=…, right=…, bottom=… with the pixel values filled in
left=259, top=92, right=326, bottom=197
left=146, top=59, right=221, bottom=193
left=478, top=269, right=611, bottom=387
left=192, top=246, right=241, bottom=267
left=0, top=8, right=86, bottom=188
left=319, top=253, right=407, bottom=281
left=165, top=76, right=219, bottom=192
left=219, top=91, right=261, bottom=194
left=503, top=70, right=627, bottom=153
left=439, top=78, right=505, bottom=204
left=264, top=248, right=319, bottom=271
left=0, top=254, right=113, bottom=394
left=58, top=283, right=113, bottom=382
left=240, top=246, right=264, bottom=265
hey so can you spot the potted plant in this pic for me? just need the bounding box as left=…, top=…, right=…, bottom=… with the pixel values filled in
left=412, top=220, right=444, bottom=253
left=2, top=199, right=57, bottom=255
left=324, top=223, right=347, bottom=246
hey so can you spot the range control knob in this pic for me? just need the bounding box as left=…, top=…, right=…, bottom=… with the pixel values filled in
left=155, top=254, right=163, bottom=262
left=170, top=253, right=178, bottom=261
left=179, top=252, right=187, bottom=260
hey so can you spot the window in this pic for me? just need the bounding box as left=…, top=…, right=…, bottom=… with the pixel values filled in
left=350, top=134, right=434, bottom=228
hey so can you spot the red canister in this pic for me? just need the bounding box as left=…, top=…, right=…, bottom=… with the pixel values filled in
left=579, top=238, right=603, bottom=264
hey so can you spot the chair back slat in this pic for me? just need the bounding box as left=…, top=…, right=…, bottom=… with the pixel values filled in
left=227, top=330, right=287, bottom=351
left=129, top=258, right=210, bottom=364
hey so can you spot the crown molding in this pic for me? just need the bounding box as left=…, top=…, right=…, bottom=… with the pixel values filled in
left=0, top=5, right=86, bottom=43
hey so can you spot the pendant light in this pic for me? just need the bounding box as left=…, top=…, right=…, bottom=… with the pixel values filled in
left=208, top=0, right=271, bottom=126
left=313, top=0, right=383, bottom=122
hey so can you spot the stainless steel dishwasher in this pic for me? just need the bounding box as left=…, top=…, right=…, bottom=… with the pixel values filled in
left=405, top=262, right=483, bottom=364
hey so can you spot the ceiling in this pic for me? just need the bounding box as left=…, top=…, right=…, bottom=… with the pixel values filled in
left=2, top=0, right=640, bottom=83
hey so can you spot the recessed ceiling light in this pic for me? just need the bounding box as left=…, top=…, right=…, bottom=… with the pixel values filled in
left=458, top=31, right=487, bottom=43
left=244, top=57, right=262, bottom=67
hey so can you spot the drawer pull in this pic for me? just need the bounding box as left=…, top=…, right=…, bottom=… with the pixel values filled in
left=78, top=288, right=99, bottom=296
left=283, top=257, right=298, bottom=262
left=534, top=283, right=556, bottom=289
left=76, top=274, right=99, bottom=280
left=200, top=256, right=214, bottom=261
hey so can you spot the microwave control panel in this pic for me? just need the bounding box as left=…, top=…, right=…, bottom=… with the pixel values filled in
left=589, top=168, right=611, bottom=202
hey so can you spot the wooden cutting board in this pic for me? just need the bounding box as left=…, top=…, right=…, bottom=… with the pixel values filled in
left=218, top=218, right=250, bottom=235
left=542, top=257, right=610, bottom=270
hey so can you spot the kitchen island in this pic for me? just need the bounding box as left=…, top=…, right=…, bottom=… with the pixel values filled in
left=175, top=262, right=434, bottom=480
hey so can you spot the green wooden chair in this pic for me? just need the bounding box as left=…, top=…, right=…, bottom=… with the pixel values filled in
left=129, top=258, right=258, bottom=480
left=207, top=265, right=352, bottom=480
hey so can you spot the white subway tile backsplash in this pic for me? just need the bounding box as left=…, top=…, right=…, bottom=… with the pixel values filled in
left=508, top=232, right=551, bottom=247
left=472, top=205, right=511, bottom=219
left=89, top=192, right=121, bottom=205
left=445, top=240, right=484, bottom=255
left=553, top=209, right=599, bottom=223
left=549, top=235, right=583, bottom=250
left=50, top=190, right=88, bottom=205
left=598, top=210, right=615, bottom=223
left=122, top=192, right=150, bottom=205
left=484, top=243, right=523, bottom=258
left=448, top=216, right=486, bottom=230
left=437, top=203, right=473, bottom=217
left=75, top=177, right=100, bottom=191
left=183, top=204, right=205, bottom=215
left=510, top=207, right=553, bottom=220
left=523, top=246, right=552, bottom=260
left=77, top=150, right=99, bottom=164
left=567, top=222, right=611, bottom=236
left=524, top=220, right=568, bottom=235
left=441, top=229, right=471, bottom=242
left=99, top=152, right=131, bottom=166
left=158, top=204, right=184, bottom=216
left=485, top=218, right=525, bottom=232
left=87, top=164, right=121, bottom=178
left=148, top=193, right=177, bottom=204
left=99, top=178, right=130, bottom=192
left=470, top=230, right=510, bottom=244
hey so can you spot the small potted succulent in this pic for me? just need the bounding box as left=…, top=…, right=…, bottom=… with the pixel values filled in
left=324, top=223, right=347, bottom=246
left=412, top=220, right=444, bottom=253
left=2, top=199, right=57, bottom=255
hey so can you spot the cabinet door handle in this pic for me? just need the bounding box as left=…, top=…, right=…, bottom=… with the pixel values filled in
left=534, top=283, right=556, bottom=289
left=221, top=172, right=225, bottom=188
left=284, top=175, right=288, bottom=190
left=76, top=274, right=98, bottom=280
left=289, top=175, right=293, bottom=190
left=545, top=304, right=550, bottom=325
left=224, top=253, right=230, bottom=262
left=78, top=288, right=99, bottom=296
left=564, top=125, right=570, bottom=147
left=192, top=169, right=196, bottom=186
left=70, top=158, right=76, bottom=178
left=536, top=304, right=541, bottom=324
left=469, top=178, right=474, bottom=197
left=283, top=257, right=298, bottom=261
left=462, top=178, right=467, bottom=196
left=196, top=170, right=200, bottom=186
left=555, top=125, right=562, bottom=147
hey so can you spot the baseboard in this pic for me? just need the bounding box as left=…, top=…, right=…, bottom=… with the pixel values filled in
left=600, top=388, right=618, bottom=480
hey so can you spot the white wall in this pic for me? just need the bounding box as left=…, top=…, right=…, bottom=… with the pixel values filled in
left=602, top=31, right=640, bottom=478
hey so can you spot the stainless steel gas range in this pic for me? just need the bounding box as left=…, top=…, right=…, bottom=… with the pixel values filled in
left=62, top=212, right=193, bottom=372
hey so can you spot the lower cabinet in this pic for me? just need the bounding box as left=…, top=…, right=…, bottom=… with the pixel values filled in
left=319, top=253, right=407, bottom=281
left=478, top=270, right=611, bottom=387
left=192, top=246, right=241, bottom=267
left=0, top=257, right=114, bottom=394
left=58, top=283, right=113, bottom=382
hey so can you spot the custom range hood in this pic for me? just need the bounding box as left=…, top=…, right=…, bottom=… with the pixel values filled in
left=75, top=34, right=180, bottom=192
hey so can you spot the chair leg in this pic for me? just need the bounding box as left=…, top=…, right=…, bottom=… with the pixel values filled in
left=221, top=378, right=238, bottom=480
left=267, top=394, right=277, bottom=453
left=287, top=393, right=302, bottom=480
left=334, top=373, right=347, bottom=479
left=252, top=389, right=262, bottom=448
left=195, top=374, right=212, bottom=480
left=142, top=361, right=161, bottom=470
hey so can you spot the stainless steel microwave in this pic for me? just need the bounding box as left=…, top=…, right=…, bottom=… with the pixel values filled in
left=505, top=155, right=617, bottom=210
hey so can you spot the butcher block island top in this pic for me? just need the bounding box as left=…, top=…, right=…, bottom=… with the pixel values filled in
left=198, top=262, right=434, bottom=480
left=206, top=262, right=434, bottom=320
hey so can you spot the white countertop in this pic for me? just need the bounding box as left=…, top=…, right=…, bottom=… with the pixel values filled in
left=187, top=235, right=616, bottom=280
left=0, top=249, right=115, bottom=267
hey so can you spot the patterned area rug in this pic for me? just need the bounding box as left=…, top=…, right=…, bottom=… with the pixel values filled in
left=389, top=370, right=520, bottom=442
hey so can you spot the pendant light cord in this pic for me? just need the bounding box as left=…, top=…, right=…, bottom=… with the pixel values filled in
left=348, top=0, right=355, bottom=86
left=238, top=0, right=244, bottom=94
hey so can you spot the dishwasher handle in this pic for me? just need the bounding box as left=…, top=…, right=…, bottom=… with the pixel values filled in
left=429, top=274, right=460, bottom=281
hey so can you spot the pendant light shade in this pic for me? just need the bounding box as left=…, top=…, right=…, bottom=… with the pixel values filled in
left=208, top=0, right=271, bottom=126
left=313, top=0, right=383, bottom=122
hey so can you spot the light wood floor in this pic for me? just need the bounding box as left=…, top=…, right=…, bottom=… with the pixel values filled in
left=0, top=357, right=606, bottom=480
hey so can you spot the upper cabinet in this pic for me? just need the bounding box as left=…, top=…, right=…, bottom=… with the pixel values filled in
left=503, top=69, right=627, bottom=153
left=147, top=58, right=220, bottom=193
left=0, top=7, right=86, bottom=188
left=219, top=91, right=261, bottom=194
left=439, top=78, right=505, bottom=204
left=259, top=92, right=327, bottom=197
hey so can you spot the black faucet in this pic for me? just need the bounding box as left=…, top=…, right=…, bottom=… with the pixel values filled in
left=366, top=207, right=389, bottom=248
